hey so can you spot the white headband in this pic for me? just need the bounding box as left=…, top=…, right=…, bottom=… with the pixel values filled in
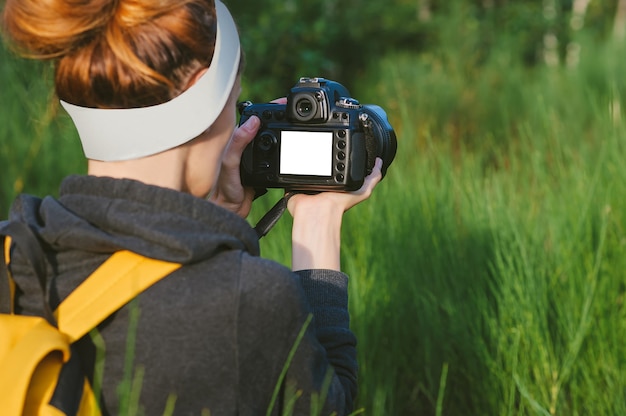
left=60, top=0, right=240, bottom=161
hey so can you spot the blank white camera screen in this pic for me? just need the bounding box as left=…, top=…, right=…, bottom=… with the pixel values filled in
left=280, top=131, right=333, bottom=176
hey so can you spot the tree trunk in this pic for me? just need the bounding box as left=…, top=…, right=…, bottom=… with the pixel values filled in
left=567, top=0, right=590, bottom=68
left=418, top=0, right=431, bottom=22
left=615, top=0, right=626, bottom=40
left=570, top=0, right=591, bottom=31
left=543, top=0, right=559, bottom=67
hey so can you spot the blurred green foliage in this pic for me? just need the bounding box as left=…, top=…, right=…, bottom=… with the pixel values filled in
left=2, top=0, right=625, bottom=215
left=226, top=0, right=622, bottom=101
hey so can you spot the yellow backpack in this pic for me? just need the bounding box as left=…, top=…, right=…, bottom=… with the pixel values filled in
left=0, top=221, right=181, bottom=415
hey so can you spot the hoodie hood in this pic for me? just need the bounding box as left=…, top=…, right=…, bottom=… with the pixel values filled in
left=9, top=175, right=260, bottom=264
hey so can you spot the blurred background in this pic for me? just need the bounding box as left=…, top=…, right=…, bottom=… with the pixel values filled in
left=2, top=0, right=626, bottom=414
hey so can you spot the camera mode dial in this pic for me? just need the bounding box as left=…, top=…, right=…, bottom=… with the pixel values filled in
left=336, top=97, right=361, bottom=110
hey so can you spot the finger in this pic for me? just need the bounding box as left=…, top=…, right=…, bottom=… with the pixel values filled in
left=223, top=116, right=260, bottom=166
left=357, top=158, right=384, bottom=198
left=365, top=158, right=383, bottom=185
left=270, top=97, right=288, bottom=104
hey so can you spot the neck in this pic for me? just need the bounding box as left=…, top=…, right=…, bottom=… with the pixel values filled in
left=87, top=146, right=188, bottom=191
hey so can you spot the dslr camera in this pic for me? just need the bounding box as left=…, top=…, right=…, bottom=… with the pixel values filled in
left=239, top=77, right=397, bottom=192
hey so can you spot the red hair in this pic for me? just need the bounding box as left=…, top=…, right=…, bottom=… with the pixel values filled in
left=2, top=0, right=217, bottom=108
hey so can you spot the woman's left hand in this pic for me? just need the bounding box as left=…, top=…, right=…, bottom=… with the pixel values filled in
left=287, top=158, right=384, bottom=271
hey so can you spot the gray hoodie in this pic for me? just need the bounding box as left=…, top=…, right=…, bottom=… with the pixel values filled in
left=5, top=175, right=357, bottom=415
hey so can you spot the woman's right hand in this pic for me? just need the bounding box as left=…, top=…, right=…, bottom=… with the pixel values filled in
left=208, top=115, right=261, bottom=218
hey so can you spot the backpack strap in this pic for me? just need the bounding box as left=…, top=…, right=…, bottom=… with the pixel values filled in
left=1, top=220, right=182, bottom=415
left=55, top=250, right=182, bottom=343
left=1, top=235, right=13, bottom=314
left=0, top=221, right=54, bottom=322
left=50, top=250, right=182, bottom=414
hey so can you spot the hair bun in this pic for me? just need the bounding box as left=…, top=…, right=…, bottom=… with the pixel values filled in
left=2, top=0, right=116, bottom=58
left=3, top=0, right=218, bottom=109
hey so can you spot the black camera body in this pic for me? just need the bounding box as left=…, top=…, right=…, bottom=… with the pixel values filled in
left=239, top=77, right=397, bottom=192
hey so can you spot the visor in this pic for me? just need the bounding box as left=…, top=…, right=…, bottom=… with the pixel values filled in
left=60, top=0, right=240, bottom=161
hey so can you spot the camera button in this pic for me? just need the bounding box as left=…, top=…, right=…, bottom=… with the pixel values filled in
left=335, top=174, right=345, bottom=182
left=337, top=140, right=347, bottom=150
left=337, top=162, right=345, bottom=171
left=337, top=97, right=361, bottom=109
left=262, top=110, right=273, bottom=119
left=337, top=151, right=346, bottom=161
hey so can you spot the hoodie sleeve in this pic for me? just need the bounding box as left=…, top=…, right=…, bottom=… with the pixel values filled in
left=237, top=256, right=357, bottom=415
left=294, top=269, right=358, bottom=406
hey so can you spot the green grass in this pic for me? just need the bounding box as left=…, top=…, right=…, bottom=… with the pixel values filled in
left=3, top=28, right=626, bottom=415
left=0, top=43, right=85, bottom=216
left=334, top=41, right=626, bottom=414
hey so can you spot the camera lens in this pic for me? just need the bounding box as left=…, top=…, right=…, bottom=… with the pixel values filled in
left=360, top=106, right=398, bottom=179
left=257, top=132, right=277, bottom=152
left=296, top=98, right=314, bottom=119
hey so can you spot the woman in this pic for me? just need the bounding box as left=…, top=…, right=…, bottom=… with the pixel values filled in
left=1, top=0, right=382, bottom=414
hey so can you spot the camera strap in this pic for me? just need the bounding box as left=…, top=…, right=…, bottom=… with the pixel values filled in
left=254, top=193, right=297, bottom=239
